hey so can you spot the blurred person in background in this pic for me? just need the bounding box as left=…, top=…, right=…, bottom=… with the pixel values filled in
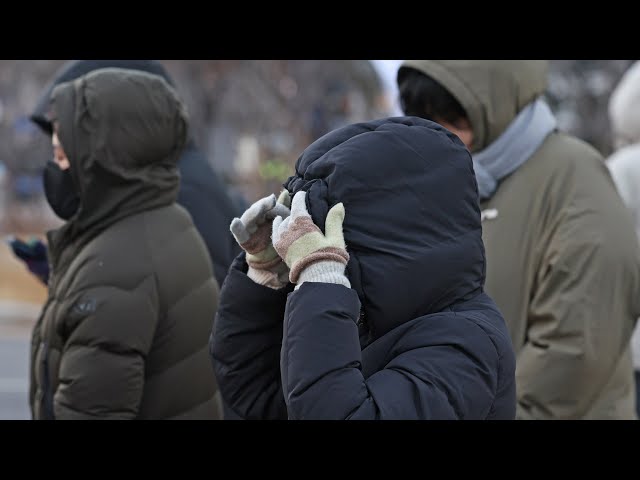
left=606, top=60, right=640, bottom=418
left=29, top=68, right=221, bottom=419
left=210, top=117, right=516, bottom=420
left=9, top=59, right=243, bottom=290
left=397, top=60, right=640, bottom=420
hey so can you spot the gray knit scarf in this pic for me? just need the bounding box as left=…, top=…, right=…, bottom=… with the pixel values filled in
left=473, top=98, right=557, bottom=200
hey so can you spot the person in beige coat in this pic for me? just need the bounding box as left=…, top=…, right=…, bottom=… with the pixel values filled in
left=607, top=60, right=640, bottom=418
left=397, top=60, right=640, bottom=420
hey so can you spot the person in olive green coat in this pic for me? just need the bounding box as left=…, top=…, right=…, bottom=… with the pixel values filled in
left=397, top=60, right=640, bottom=420
left=30, top=68, right=222, bottom=419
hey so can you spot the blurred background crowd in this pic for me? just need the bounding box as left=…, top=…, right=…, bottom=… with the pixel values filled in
left=0, top=60, right=633, bottom=234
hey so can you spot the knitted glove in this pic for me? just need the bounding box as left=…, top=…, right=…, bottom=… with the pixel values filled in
left=272, top=191, right=350, bottom=289
left=230, top=190, right=291, bottom=289
left=6, top=236, right=49, bottom=285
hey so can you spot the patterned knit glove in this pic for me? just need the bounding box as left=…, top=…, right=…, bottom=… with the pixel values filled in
left=230, top=190, right=291, bottom=289
left=272, top=191, right=350, bottom=289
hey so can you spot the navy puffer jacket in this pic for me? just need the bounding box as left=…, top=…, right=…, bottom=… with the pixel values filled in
left=211, top=117, right=516, bottom=420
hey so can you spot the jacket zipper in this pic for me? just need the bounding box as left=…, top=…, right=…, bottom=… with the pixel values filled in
left=40, top=341, right=55, bottom=420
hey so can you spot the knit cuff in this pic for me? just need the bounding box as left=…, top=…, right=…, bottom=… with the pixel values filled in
left=294, top=260, right=350, bottom=290
left=247, top=260, right=289, bottom=290
left=289, top=248, right=349, bottom=283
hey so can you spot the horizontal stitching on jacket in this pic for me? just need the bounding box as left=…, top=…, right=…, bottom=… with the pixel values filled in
left=386, top=364, right=461, bottom=419
left=54, top=398, right=136, bottom=419
left=164, top=394, right=218, bottom=420
left=146, top=343, right=207, bottom=380
left=452, top=311, right=503, bottom=417
left=164, top=276, right=215, bottom=320
left=60, top=273, right=156, bottom=304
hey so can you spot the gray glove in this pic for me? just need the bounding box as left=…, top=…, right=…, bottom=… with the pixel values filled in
left=230, top=190, right=292, bottom=289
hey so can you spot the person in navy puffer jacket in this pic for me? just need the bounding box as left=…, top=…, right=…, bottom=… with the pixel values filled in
left=210, top=116, right=516, bottom=420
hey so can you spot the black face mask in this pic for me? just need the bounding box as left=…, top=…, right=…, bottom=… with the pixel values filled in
left=43, top=162, right=80, bottom=220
